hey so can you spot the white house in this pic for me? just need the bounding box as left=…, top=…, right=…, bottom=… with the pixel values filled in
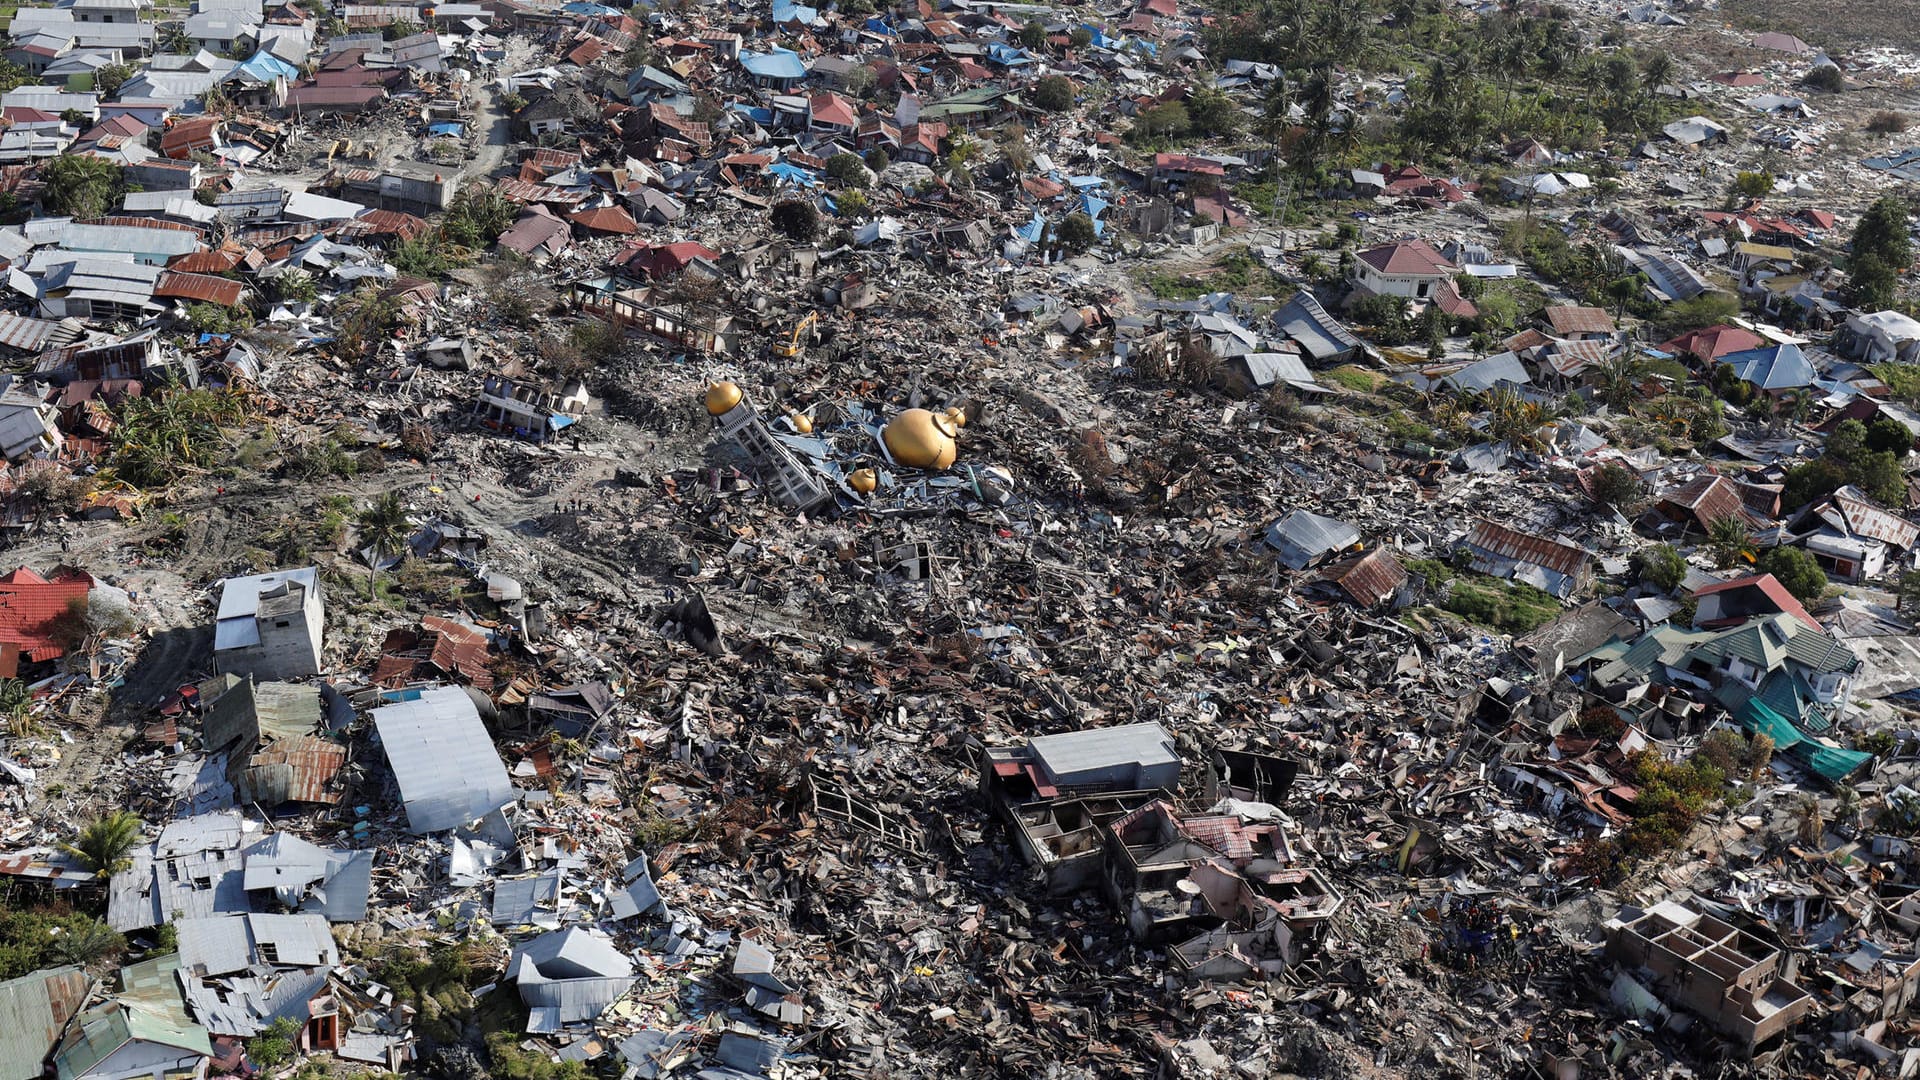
left=213, top=566, right=324, bottom=680
left=1350, top=239, right=1456, bottom=300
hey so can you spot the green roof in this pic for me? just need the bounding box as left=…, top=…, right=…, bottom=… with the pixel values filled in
left=55, top=970, right=210, bottom=1080
left=1729, top=696, right=1874, bottom=785
left=0, top=966, right=90, bottom=1080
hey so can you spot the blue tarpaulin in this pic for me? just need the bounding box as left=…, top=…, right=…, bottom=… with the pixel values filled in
left=772, top=0, right=820, bottom=25
left=1015, top=210, right=1045, bottom=244
left=739, top=49, right=808, bottom=81
left=767, top=162, right=819, bottom=187
left=1081, top=194, right=1109, bottom=236
left=428, top=121, right=464, bottom=137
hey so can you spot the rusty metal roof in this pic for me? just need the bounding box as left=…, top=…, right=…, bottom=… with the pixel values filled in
left=1465, top=518, right=1590, bottom=578
left=240, top=734, right=346, bottom=806
left=1316, top=546, right=1408, bottom=607
left=154, top=271, right=244, bottom=306
left=422, top=615, right=493, bottom=686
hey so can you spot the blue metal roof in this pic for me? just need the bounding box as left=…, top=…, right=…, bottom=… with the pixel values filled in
left=740, top=49, right=807, bottom=80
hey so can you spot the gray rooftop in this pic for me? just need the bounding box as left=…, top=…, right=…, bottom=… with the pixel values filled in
left=371, top=686, right=514, bottom=834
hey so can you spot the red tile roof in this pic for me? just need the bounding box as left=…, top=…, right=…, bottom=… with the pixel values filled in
left=0, top=566, right=92, bottom=674
left=1356, top=239, right=1453, bottom=277
left=1660, top=324, right=1764, bottom=363
left=809, top=92, right=857, bottom=129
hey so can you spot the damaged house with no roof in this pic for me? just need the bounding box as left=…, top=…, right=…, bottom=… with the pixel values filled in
left=212, top=567, right=325, bottom=682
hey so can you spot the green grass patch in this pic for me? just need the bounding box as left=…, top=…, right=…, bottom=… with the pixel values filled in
left=1322, top=365, right=1384, bottom=393
left=1440, top=574, right=1561, bottom=634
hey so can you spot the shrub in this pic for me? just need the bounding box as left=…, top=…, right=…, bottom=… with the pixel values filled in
left=1868, top=111, right=1912, bottom=134
left=1032, top=74, right=1074, bottom=112
left=1630, top=543, right=1687, bottom=591
left=249, top=1017, right=301, bottom=1068
left=1590, top=463, right=1647, bottom=512
left=770, top=199, right=819, bottom=242
left=1057, top=212, right=1097, bottom=253
left=1803, top=64, right=1845, bottom=93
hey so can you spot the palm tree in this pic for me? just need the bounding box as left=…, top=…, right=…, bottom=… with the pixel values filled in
left=159, top=23, right=193, bottom=55
left=1592, top=355, right=1642, bottom=411
left=1641, top=51, right=1675, bottom=95
left=357, top=492, right=412, bottom=596
left=1706, top=514, right=1753, bottom=569
left=52, top=919, right=123, bottom=966
left=65, top=811, right=143, bottom=878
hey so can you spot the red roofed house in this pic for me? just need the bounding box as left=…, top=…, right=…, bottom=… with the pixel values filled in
left=1692, top=573, right=1820, bottom=633
left=1350, top=240, right=1456, bottom=302
left=807, top=92, right=858, bottom=135
left=619, top=240, right=719, bottom=280
left=0, top=566, right=94, bottom=678
left=569, top=205, right=638, bottom=236
left=1661, top=324, right=1765, bottom=366
left=1152, top=152, right=1225, bottom=193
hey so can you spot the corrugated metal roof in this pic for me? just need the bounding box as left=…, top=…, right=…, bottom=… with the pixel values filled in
left=1316, top=546, right=1408, bottom=607
left=1266, top=510, right=1361, bottom=570
left=372, top=685, right=513, bottom=833
left=0, top=966, right=89, bottom=1080
left=177, top=914, right=255, bottom=977
left=1464, top=518, right=1590, bottom=578
left=153, top=271, right=244, bottom=306
left=0, top=313, right=65, bottom=353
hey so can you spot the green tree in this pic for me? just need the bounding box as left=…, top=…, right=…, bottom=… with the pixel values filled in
left=1868, top=417, right=1914, bottom=456
left=1729, top=171, right=1774, bottom=201
left=1852, top=449, right=1909, bottom=506
left=0, top=59, right=26, bottom=95
left=1019, top=20, right=1047, bottom=50
left=1631, top=542, right=1687, bottom=591
left=1828, top=418, right=1869, bottom=463
left=1057, top=212, right=1097, bottom=253
left=64, top=811, right=143, bottom=878
left=1591, top=463, right=1648, bottom=513
left=1759, top=546, right=1828, bottom=604
left=824, top=152, right=869, bottom=188
left=770, top=199, right=819, bottom=242
left=94, top=62, right=134, bottom=98
left=39, top=155, right=124, bottom=219
left=1850, top=196, right=1912, bottom=307
left=1032, top=74, right=1075, bottom=112
left=248, top=1017, right=302, bottom=1068
left=1135, top=101, right=1190, bottom=141
left=1898, top=569, right=1920, bottom=613
left=1185, top=87, right=1241, bottom=136
left=357, top=492, right=412, bottom=596
left=862, top=147, right=890, bottom=173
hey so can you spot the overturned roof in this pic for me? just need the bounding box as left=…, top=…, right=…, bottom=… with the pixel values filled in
left=371, top=685, right=513, bottom=833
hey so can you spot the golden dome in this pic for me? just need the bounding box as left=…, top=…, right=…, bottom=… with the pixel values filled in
left=848, top=467, right=877, bottom=493
left=882, top=408, right=959, bottom=469
left=943, top=406, right=968, bottom=429
left=789, top=412, right=814, bottom=434
left=705, top=380, right=743, bottom=415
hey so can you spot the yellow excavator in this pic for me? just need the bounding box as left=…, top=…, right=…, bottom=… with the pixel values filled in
left=771, top=312, right=818, bottom=360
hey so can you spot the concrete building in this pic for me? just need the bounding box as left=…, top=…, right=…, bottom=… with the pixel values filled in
left=1350, top=240, right=1456, bottom=301
left=212, top=566, right=324, bottom=681
left=1607, top=900, right=1812, bottom=1052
